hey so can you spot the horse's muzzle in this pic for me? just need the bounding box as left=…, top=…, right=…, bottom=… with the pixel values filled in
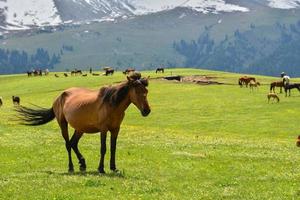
left=141, top=108, right=151, bottom=117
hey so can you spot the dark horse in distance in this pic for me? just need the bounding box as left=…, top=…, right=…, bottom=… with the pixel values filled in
left=270, top=81, right=284, bottom=93
left=155, top=68, right=164, bottom=73
left=105, top=69, right=114, bottom=76
left=284, top=83, right=300, bottom=97
left=15, top=72, right=151, bottom=173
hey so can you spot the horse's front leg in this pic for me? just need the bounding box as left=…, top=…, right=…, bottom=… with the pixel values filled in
left=98, top=131, right=107, bottom=173
left=280, top=87, right=282, bottom=93
left=285, top=88, right=287, bottom=97
left=110, top=128, right=120, bottom=172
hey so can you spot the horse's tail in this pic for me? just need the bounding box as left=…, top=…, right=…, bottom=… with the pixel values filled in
left=15, top=105, right=55, bottom=126
left=238, top=79, right=242, bottom=86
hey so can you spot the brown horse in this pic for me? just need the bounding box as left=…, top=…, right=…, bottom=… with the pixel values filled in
left=270, top=81, right=284, bottom=93
left=267, top=93, right=280, bottom=103
left=15, top=72, right=151, bottom=173
left=249, top=81, right=260, bottom=91
left=238, top=76, right=256, bottom=88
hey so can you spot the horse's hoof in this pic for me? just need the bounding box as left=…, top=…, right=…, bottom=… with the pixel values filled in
left=111, top=168, right=119, bottom=173
left=68, top=169, right=74, bottom=173
left=80, top=166, right=86, bottom=172
left=98, top=168, right=106, bottom=174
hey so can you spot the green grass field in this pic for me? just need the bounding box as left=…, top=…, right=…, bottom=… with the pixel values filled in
left=1, top=68, right=300, bottom=199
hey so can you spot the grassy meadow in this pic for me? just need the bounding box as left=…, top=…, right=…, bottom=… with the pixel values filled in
left=1, top=68, right=300, bottom=199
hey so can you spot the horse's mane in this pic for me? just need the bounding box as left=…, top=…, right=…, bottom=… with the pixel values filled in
left=100, top=72, right=148, bottom=106
left=101, top=82, right=129, bottom=106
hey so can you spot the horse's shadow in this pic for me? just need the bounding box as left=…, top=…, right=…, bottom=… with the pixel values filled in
left=43, top=170, right=126, bottom=178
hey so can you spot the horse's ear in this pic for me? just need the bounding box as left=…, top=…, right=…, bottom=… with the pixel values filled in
left=140, top=77, right=149, bottom=87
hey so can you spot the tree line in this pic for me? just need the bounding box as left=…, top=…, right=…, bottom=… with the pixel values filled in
left=173, top=20, right=300, bottom=76
left=0, top=48, right=61, bottom=74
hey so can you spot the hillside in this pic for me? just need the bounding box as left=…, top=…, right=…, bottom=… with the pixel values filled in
left=1, top=68, right=300, bottom=199
left=1, top=6, right=300, bottom=75
left=1, top=1, right=300, bottom=75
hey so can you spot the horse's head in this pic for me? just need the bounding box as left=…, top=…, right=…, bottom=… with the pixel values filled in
left=127, top=72, right=151, bottom=117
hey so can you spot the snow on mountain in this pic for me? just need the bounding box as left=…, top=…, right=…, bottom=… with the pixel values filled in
left=0, top=0, right=61, bottom=30
left=65, top=0, right=133, bottom=18
left=0, top=0, right=250, bottom=31
left=182, top=0, right=249, bottom=13
left=1, top=0, right=300, bottom=32
left=267, top=0, right=300, bottom=9
left=128, top=0, right=249, bottom=15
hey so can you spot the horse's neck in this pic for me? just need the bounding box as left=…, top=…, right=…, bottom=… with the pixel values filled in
left=113, top=94, right=131, bottom=115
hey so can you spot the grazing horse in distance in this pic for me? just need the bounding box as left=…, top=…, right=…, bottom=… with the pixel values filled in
left=249, top=81, right=260, bottom=91
left=284, top=83, right=300, bottom=97
left=267, top=93, right=280, bottom=103
left=12, top=96, right=20, bottom=105
left=156, top=68, right=164, bottom=73
left=238, top=76, right=256, bottom=88
left=105, top=69, right=114, bottom=76
left=71, top=70, right=82, bottom=76
left=270, top=81, right=284, bottom=93
left=103, top=67, right=114, bottom=76
left=27, top=71, right=33, bottom=77
left=123, top=68, right=135, bottom=75
left=15, top=72, right=151, bottom=173
left=33, top=70, right=39, bottom=76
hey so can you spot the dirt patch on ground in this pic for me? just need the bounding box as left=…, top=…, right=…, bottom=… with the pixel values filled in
left=163, top=75, right=224, bottom=85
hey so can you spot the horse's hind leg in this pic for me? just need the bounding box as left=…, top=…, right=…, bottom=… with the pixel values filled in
left=110, top=128, right=120, bottom=172
left=98, top=132, right=107, bottom=173
left=70, top=131, right=86, bottom=172
left=59, top=120, right=74, bottom=172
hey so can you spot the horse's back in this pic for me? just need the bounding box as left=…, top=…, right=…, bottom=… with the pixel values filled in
left=53, top=87, right=103, bottom=128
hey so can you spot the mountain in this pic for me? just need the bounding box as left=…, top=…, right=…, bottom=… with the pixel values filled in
left=0, top=0, right=272, bottom=31
left=2, top=0, right=300, bottom=31
left=0, top=0, right=61, bottom=31
left=1, top=0, right=300, bottom=75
